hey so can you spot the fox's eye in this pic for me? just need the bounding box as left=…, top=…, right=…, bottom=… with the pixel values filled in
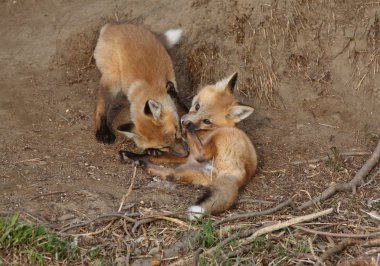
left=203, top=119, right=212, bottom=125
left=195, top=103, right=200, bottom=111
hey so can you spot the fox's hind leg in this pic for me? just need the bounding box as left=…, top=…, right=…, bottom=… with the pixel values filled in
left=167, top=167, right=212, bottom=186
left=95, top=85, right=116, bottom=144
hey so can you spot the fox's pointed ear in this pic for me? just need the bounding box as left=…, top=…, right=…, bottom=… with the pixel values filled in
left=144, top=99, right=162, bottom=120
left=117, top=122, right=136, bottom=139
left=227, top=104, right=254, bottom=123
left=214, top=72, right=238, bottom=93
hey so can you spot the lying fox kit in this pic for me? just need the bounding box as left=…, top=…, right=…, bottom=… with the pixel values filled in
left=120, top=73, right=258, bottom=219
left=93, top=23, right=184, bottom=153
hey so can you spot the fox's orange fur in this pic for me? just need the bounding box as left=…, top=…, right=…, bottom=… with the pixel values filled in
left=93, top=23, right=184, bottom=153
left=121, top=73, right=257, bottom=219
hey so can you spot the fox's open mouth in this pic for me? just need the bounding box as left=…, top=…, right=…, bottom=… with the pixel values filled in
left=156, top=141, right=189, bottom=157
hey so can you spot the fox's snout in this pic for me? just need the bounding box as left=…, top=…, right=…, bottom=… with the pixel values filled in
left=180, top=116, right=186, bottom=126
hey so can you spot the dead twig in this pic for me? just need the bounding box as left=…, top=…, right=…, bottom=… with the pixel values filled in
left=30, top=191, right=66, bottom=201
left=361, top=168, right=380, bottom=187
left=355, top=73, right=368, bottom=90
left=59, top=213, right=138, bottom=233
left=298, top=139, right=380, bottom=210
left=13, top=158, right=46, bottom=165
left=132, top=216, right=194, bottom=234
left=226, top=208, right=334, bottom=258
left=338, top=255, right=380, bottom=266
left=168, top=255, right=194, bottom=266
left=69, top=220, right=115, bottom=237
left=319, top=237, right=380, bottom=264
left=320, top=239, right=358, bottom=263
left=214, top=198, right=293, bottom=226
left=363, top=237, right=380, bottom=247
left=296, top=253, right=325, bottom=265
left=118, top=166, right=137, bottom=212
left=293, top=225, right=380, bottom=239
left=291, top=151, right=371, bottom=165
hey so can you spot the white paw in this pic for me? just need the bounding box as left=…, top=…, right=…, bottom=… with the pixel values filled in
left=187, top=205, right=205, bottom=220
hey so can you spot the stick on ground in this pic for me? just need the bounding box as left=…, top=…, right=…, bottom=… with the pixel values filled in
left=201, top=208, right=333, bottom=260
left=293, top=225, right=380, bottom=239
left=291, top=151, right=371, bottom=165
left=298, top=138, right=380, bottom=210
left=319, top=239, right=359, bottom=263
left=118, top=166, right=137, bottom=212
left=214, top=198, right=293, bottom=226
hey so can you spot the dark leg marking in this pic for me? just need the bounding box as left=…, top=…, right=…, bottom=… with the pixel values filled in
left=96, top=115, right=116, bottom=144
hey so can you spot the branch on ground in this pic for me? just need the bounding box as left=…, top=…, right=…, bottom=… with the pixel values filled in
left=291, top=151, right=371, bottom=165
left=213, top=198, right=293, bottom=226
left=298, top=138, right=380, bottom=210
left=292, top=225, right=380, bottom=239
left=177, top=208, right=334, bottom=264
left=319, top=237, right=380, bottom=264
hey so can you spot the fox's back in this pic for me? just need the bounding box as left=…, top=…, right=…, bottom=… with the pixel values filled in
left=94, top=24, right=175, bottom=91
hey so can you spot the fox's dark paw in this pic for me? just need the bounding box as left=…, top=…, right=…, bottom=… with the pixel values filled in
left=96, top=126, right=116, bottom=144
left=144, top=148, right=162, bottom=157
left=119, top=150, right=142, bottom=161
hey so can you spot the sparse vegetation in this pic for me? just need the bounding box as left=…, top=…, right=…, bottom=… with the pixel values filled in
left=198, top=218, right=218, bottom=248
left=0, top=214, right=80, bottom=265
left=325, top=146, right=345, bottom=172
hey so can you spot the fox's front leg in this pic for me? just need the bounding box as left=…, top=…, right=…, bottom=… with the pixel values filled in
left=95, top=85, right=116, bottom=144
left=119, top=150, right=211, bottom=186
left=119, top=150, right=189, bottom=164
left=185, top=123, right=215, bottom=162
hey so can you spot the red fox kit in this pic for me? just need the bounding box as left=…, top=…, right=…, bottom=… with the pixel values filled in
left=120, top=73, right=257, bottom=219
left=93, top=23, right=184, bottom=153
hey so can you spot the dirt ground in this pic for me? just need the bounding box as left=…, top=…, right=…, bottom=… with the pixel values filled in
left=1, top=0, right=380, bottom=265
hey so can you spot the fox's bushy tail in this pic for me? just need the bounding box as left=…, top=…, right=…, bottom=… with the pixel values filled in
left=162, top=28, right=183, bottom=49
left=187, top=176, right=239, bottom=220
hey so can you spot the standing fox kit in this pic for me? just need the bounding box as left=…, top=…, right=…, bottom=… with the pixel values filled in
left=93, top=23, right=184, bottom=152
left=121, top=73, right=258, bottom=219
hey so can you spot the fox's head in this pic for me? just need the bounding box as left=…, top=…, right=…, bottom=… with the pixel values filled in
left=117, top=82, right=185, bottom=154
left=181, top=73, right=254, bottom=131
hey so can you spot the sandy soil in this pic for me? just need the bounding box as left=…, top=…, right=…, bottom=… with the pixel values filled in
left=1, top=0, right=379, bottom=264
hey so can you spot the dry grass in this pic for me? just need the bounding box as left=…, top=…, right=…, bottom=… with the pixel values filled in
left=241, top=56, right=278, bottom=105
left=186, top=42, right=219, bottom=87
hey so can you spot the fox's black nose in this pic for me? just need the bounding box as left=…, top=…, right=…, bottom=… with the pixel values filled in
left=186, top=121, right=196, bottom=133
